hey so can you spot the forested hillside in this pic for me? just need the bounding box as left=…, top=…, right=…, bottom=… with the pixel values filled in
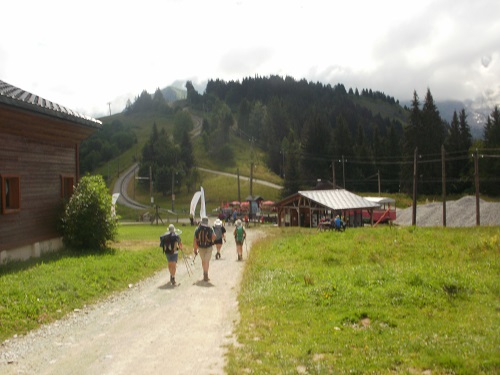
left=80, top=76, right=500, bottom=198
left=187, top=75, right=500, bottom=196
left=186, top=76, right=407, bottom=195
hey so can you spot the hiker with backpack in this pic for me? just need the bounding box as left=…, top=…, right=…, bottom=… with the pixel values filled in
left=213, top=218, right=226, bottom=260
left=193, top=217, right=216, bottom=282
left=160, top=224, right=183, bottom=286
left=233, top=219, right=246, bottom=261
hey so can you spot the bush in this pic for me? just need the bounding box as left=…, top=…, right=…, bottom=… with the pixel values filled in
left=60, top=175, right=118, bottom=250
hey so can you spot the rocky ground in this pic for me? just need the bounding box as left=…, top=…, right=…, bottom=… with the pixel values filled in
left=395, top=196, right=500, bottom=227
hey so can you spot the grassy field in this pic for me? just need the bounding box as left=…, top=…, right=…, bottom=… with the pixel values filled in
left=2, top=225, right=498, bottom=373
left=227, top=226, right=500, bottom=375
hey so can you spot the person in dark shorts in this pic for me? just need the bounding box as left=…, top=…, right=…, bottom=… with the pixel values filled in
left=160, top=224, right=183, bottom=286
left=213, top=218, right=226, bottom=260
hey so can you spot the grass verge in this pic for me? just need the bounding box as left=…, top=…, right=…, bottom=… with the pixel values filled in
left=226, top=226, right=500, bottom=374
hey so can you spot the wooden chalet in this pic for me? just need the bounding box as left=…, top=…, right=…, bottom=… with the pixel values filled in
left=275, top=189, right=380, bottom=228
left=0, top=80, right=102, bottom=262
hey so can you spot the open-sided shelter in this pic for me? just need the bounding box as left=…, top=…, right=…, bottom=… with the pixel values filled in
left=0, top=80, right=102, bottom=262
left=275, top=189, right=380, bottom=228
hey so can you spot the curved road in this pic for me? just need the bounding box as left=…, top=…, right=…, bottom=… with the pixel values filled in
left=113, top=163, right=148, bottom=210
left=197, top=167, right=282, bottom=190
left=114, top=164, right=282, bottom=211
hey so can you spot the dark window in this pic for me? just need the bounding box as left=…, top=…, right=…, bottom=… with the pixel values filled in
left=1, top=175, right=21, bottom=214
left=61, top=175, right=74, bottom=200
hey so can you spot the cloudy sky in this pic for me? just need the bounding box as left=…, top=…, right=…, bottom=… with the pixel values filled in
left=1, top=0, right=499, bottom=118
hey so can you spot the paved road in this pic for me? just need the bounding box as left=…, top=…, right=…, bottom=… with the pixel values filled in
left=113, top=163, right=148, bottom=210
left=114, top=164, right=282, bottom=211
left=197, top=167, right=282, bottom=190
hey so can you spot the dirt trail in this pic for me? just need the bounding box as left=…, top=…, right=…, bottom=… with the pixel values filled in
left=1, top=226, right=261, bottom=375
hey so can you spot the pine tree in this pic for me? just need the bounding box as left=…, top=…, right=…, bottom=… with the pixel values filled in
left=484, top=106, right=500, bottom=147
left=403, top=89, right=446, bottom=194
left=482, top=106, right=500, bottom=195
left=458, top=109, right=472, bottom=151
left=282, top=144, right=301, bottom=198
left=300, top=112, right=331, bottom=184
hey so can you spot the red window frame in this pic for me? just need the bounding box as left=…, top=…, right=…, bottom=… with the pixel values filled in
left=1, top=174, right=21, bottom=214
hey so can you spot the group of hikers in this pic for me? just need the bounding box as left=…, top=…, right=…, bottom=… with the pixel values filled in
left=318, top=214, right=347, bottom=232
left=160, top=216, right=247, bottom=286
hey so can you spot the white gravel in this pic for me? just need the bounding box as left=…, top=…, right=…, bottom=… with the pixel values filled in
left=394, top=195, right=500, bottom=227
left=0, top=227, right=262, bottom=375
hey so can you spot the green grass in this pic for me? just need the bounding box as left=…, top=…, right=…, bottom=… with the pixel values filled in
left=3, top=223, right=498, bottom=373
left=227, top=226, right=500, bottom=374
left=192, top=133, right=283, bottom=186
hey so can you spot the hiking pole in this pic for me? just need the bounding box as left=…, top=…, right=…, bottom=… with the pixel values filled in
left=178, top=248, right=193, bottom=277
left=192, top=249, right=198, bottom=266
left=179, top=249, right=191, bottom=277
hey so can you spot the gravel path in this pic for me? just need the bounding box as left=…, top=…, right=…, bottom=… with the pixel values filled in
left=394, top=196, right=500, bottom=227
left=0, top=227, right=262, bottom=375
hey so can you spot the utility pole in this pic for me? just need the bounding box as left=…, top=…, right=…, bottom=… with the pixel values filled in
left=412, top=148, right=418, bottom=226
left=149, top=166, right=153, bottom=206
left=250, top=162, right=253, bottom=197
left=442, top=145, right=447, bottom=227
left=171, top=171, right=175, bottom=211
left=377, top=170, right=381, bottom=196
left=332, top=161, right=336, bottom=188
left=474, top=149, right=480, bottom=226
left=282, top=149, right=286, bottom=178
left=107, top=102, right=111, bottom=116
left=342, top=155, right=346, bottom=189
left=237, top=168, right=241, bottom=203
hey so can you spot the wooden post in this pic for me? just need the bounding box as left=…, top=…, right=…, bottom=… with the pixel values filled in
left=332, top=160, right=336, bottom=188
left=474, top=150, right=480, bottom=226
left=171, top=172, right=175, bottom=211
left=237, top=168, right=241, bottom=203
left=412, top=147, right=418, bottom=226
left=442, top=145, right=446, bottom=227
left=250, top=162, right=253, bottom=197
left=342, top=155, right=345, bottom=189
left=149, top=166, right=153, bottom=206
left=378, top=170, right=381, bottom=196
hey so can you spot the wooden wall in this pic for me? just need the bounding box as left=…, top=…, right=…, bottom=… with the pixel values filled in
left=0, top=103, right=97, bottom=252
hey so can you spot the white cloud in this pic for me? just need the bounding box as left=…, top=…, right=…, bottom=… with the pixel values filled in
left=1, top=0, right=499, bottom=118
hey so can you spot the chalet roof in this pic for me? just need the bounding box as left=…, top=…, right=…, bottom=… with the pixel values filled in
left=297, top=189, right=380, bottom=211
left=0, top=79, right=102, bottom=128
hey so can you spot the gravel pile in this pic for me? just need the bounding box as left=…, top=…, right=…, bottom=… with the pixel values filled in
left=394, top=196, right=500, bottom=227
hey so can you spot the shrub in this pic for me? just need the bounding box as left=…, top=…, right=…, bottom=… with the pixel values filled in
left=60, top=175, right=117, bottom=250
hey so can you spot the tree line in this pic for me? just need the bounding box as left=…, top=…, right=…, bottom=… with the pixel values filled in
left=187, top=75, right=500, bottom=197
left=80, top=76, right=500, bottom=201
left=80, top=119, right=137, bottom=175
